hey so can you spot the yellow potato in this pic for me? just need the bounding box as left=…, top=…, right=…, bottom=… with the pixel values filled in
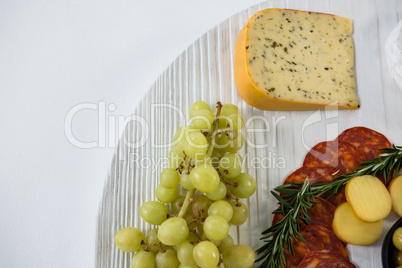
left=389, top=175, right=402, bottom=217
left=333, top=202, right=383, bottom=245
left=345, top=175, right=391, bottom=222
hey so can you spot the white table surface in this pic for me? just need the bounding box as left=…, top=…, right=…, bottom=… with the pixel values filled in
left=0, top=1, right=264, bottom=267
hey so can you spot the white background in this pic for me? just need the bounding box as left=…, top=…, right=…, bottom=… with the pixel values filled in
left=0, top=0, right=264, bottom=267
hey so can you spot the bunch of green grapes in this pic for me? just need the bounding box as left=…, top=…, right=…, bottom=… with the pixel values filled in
left=115, top=101, right=256, bottom=268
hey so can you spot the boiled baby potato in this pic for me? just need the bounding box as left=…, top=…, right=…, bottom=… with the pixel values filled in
left=389, top=175, right=402, bottom=217
left=345, top=175, right=391, bottom=222
left=333, top=202, right=383, bottom=245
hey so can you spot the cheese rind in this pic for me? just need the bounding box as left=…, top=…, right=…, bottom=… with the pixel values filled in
left=234, top=9, right=359, bottom=110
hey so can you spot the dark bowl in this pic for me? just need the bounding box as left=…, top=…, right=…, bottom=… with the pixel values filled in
left=382, top=217, right=402, bottom=268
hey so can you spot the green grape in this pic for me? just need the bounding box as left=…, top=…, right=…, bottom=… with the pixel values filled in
left=131, top=250, right=156, bottom=268
left=115, top=227, right=144, bottom=252
left=186, top=231, right=199, bottom=243
left=158, top=217, right=189, bottom=246
left=169, top=146, right=185, bottom=169
left=215, top=132, right=230, bottom=148
left=172, top=196, right=185, bottom=213
left=210, top=148, right=225, bottom=167
left=211, top=147, right=225, bottom=158
left=192, top=194, right=212, bottom=218
left=208, top=200, right=233, bottom=222
left=183, top=209, right=197, bottom=230
left=192, top=155, right=212, bottom=167
left=216, top=115, right=230, bottom=129
left=172, top=243, right=181, bottom=252
left=180, top=173, right=195, bottom=190
left=227, top=113, right=244, bottom=131
left=391, top=247, right=402, bottom=266
left=189, top=101, right=211, bottom=118
left=174, top=126, right=186, bottom=144
left=190, top=164, right=220, bottom=193
left=173, top=143, right=186, bottom=158
left=196, top=222, right=204, bottom=236
left=201, top=232, right=221, bottom=246
left=206, top=182, right=227, bottom=201
left=191, top=109, right=214, bottom=130
left=218, top=153, right=243, bottom=179
left=184, top=132, right=208, bottom=159
left=204, top=215, right=229, bottom=240
left=178, top=265, right=199, bottom=268
left=156, top=184, right=179, bottom=203
left=394, top=227, right=402, bottom=251
left=145, top=228, right=166, bottom=253
left=174, top=126, right=196, bottom=145
left=229, top=173, right=256, bottom=199
left=213, top=104, right=240, bottom=129
left=160, top=168, right=180, bottom=188
left=222, top=245, right=255, bottom=268
left=173, top=126, right=199, bottom=157
left=193, top=241, right=220, bottom=268
left=218, top=235, right=234, bottom=254
left=140, top=201, right=169, bottom=225
left=221, top=104, right=240, bottom=117
left=229, top=201, right=248, bottom=225
left=156, top=248, right=180, bottom=268
left=215, top=131, right=244, bottom=153
left=177, top=242, right=197, bottom=266
left=226, top=131, right=244, bottom=153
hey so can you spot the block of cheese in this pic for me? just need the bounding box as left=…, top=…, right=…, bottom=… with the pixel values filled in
left=234, top=9, right=359, bottom=110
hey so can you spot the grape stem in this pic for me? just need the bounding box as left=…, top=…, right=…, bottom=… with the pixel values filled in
left=214, top=102, right=223, bottom=126
left=219, top=170, right=240, bottom=205
left=206, top=102, right=223, bottom=157
left=206, top=127, right=235, bottom=156
left=158, top=243, right=166, bottom=253
left=176, top=151, right=194, bottom=175
left=220, top=171, right=238, bottom=187
left=189, top=199, right=206, bottom=220
left=187, top=217, right=199, bottom=227
left=143, top=241, right=165, bottom=253
left=189, top=229, right=203, bottom=242
left=177, top=189, right=195, bottom=218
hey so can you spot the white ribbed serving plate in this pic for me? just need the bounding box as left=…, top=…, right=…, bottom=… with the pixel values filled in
left=96, top=0, right=402, bottom=267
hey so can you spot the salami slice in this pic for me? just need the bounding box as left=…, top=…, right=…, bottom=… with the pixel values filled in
left=284, top=165, right=339, bottom=185
left=297, top=250, right=356, bottom=268
left=336, top=126, right=392, bottom=160
left=272, top=196, right=336, bottom=231
left=283, top=225, right=349, bottom=268
left=303, top=141, right=366, bottom=174
left=282, top=165, right=346, bottom=206
left=327, top=186, right=347, bottom=207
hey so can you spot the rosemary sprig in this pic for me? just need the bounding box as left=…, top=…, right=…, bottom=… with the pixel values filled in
left=256, top=179, right=315, bottom=268
left=257, top=145, right=402, bottom=268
